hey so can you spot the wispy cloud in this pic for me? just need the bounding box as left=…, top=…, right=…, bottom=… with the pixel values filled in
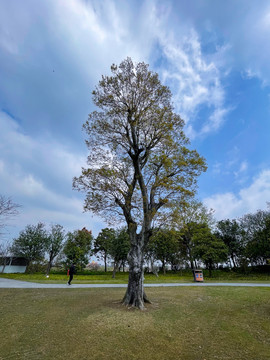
left=140, top=3, right=230, bottom=138
left=201, top=107, right=231, bottom=135
left=234, top=161, right=248, bottom=178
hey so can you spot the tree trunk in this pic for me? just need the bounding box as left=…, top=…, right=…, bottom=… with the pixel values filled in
left=1, top=257, right=9, bottom=274
left=150, top=258, right=154, bottom=273
left=122, top=235, right=150, bottom=310
left=231, top=254, right=236, bottom=268
left=190, top=258, right=196, bottom=281
left=46, top=253, right=54, bottom=276
left=46, top=262, right=52, bottom=276
left=104, top=254, right=107, bottom=272
left=112, top=260, right=119, bottom=279
left=162, top=260, right=166, bottom=275
left=209, top=262, right=213, bottom=277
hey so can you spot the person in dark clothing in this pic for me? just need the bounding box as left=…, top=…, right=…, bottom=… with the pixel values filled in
left=67, top=263, right=75, bottom=285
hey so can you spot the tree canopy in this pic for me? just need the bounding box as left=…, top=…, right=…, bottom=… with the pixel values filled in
left=63, top=228, right=93, bottom=270
left=240, top=210, right=270, bottom=265
left=11, top=222, right=48, bottom=270
left=215, top=219, right=243, bottom=268
left=93, top=228, right=115, bottom=272
left=149, top=229, right=179, bottom=274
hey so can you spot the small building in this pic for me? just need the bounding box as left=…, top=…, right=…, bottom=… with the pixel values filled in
left=0, top=257, right=28, bottom=273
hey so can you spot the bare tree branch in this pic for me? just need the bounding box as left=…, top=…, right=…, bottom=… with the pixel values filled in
left=0, top=195, right=21, bottom=236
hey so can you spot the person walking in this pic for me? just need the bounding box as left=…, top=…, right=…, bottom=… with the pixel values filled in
left=67, top=263, right=75, bottom=285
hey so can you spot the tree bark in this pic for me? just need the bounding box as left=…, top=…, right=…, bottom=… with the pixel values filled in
left=112, top=260, right=119, bottom=279
left=122, top=233, right=150, bottom=309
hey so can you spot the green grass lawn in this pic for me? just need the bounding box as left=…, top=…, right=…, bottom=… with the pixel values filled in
left=1, top=270, right=269, bottom=284
left=0, top=287, right=269, bottom=360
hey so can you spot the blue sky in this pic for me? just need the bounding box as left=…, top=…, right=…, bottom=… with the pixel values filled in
left=1, top=0, right=270, bottom=240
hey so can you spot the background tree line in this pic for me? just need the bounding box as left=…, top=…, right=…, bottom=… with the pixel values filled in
left=145, top=202, right=270, bottom=276
left=1, top=201, right=269, bottom=276
left=1, top=224, right=93, bottom=274
left=1, top=220, right=130, bottom=276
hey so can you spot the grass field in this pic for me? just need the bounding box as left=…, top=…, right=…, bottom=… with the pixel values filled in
left=1, top=287, right=269, bottom=360
left=1, top=270, right=270, bottom=284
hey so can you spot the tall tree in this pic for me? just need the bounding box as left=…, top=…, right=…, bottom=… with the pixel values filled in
left=45, top=224, right=66, bottom=275
left=93, top=228, right=115, bottom=272
left=11, top=223, right=48, bottom=271
left=73, top=58, right=206, bottom=309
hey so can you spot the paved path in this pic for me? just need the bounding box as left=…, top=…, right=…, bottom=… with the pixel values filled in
left=0, top=278, right=270, bottom=289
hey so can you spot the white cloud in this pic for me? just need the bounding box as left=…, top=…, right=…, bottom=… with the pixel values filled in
left=0, top=111, right=105, bottom=238
left=203, top=169, right=270, bottom=220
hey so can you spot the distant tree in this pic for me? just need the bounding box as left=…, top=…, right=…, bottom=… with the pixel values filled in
left=171, top=201, right=215, bottom=276
left=11, top=223, right=48, bottom=271
left=63, top=228, right=93, bottom=270
left=172, top=200, right=215, bottom=229
left=45, top=224, right=66, bottom=275
left=0, top=195, right=21, bottom=238
left=109, top=227, right=130, bottom=278
left=240, top=210, right=270, bottom=265
left=193, top=224, right=228, bottom=277
left=144, top=238, right=158, bottom=274
left=149, top=229, right=179, bottom=274
left=93, top=228, right=115, bottom=272
left=178, top=222, right=202, bottom=273
left=215, top=219, right=243, bottom=268
left=73, top=58, right=206, bottom=309
left=0, top=241, right=12, bottom=273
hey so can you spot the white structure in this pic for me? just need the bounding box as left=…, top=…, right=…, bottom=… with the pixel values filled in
left=0, top=257, right=27, bottom=273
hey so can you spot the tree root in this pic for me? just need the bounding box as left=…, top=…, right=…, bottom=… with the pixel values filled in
left=122, top=291, right=151, bottom=310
